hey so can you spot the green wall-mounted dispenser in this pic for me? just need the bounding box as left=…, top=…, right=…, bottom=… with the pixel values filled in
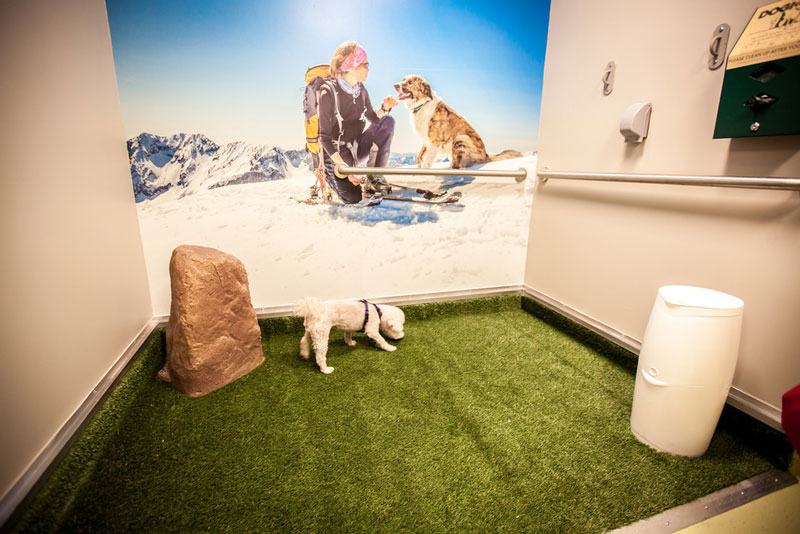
left=714, top=1, right=800, bottom=138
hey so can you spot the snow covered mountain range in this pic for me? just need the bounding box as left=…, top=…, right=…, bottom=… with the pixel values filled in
left=127, top=132, right=417, bottom=203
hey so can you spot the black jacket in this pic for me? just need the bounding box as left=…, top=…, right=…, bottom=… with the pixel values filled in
left=317, top=78, right=378, bottom=158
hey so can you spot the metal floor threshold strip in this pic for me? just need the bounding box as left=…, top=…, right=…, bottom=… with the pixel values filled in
left=610, top=468, right=797, bottom=533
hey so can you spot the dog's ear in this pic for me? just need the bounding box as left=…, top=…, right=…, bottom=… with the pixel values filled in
left=421, top=79, right=432, bottom=99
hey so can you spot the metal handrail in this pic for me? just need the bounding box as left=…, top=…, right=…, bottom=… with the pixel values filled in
left=335, top=163, right=528, bottom=183
left=537, top=170, right=800, bottom=191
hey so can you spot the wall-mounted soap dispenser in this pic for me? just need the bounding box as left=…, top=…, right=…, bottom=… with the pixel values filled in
left=620, top=102, right=652, bottom=143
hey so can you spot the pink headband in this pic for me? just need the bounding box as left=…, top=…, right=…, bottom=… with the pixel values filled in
left=339, top=45, right=367, bottom=72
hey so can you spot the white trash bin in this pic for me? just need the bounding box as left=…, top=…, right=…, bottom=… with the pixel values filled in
left=630, top=285, right=744, bottom=457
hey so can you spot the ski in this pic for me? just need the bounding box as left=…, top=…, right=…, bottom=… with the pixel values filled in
left=292, top=193, right=383, bottom=207
left=382, top=191, right=462, bottom=204
left=292, top=191, right=461, bottom=207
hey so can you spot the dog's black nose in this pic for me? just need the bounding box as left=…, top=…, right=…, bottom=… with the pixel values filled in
left=393, top=83, right=400, bottom=91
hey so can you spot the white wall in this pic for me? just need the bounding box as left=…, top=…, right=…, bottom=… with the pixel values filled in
left=526, top=0, right=800, bottom=424
left=0, top=0, right=153, bottom=503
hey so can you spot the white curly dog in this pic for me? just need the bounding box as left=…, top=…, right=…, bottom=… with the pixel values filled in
left=294, top=297, right=405, bottom=374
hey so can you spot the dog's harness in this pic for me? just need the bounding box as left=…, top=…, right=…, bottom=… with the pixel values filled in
left=359, top=299, right=383, bottom=332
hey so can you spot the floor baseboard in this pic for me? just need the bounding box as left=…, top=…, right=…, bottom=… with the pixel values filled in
left=521, top=284, right=642, bottom=353
left=155, top=285, right=526, bottom=324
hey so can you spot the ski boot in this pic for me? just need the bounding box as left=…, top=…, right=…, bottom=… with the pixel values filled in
left=363, top=175, right=392, bottom=195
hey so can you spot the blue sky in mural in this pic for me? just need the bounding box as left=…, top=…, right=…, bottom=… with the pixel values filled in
left=107, top=0, right=550, bottom=153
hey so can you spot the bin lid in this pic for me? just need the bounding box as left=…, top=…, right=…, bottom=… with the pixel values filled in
left=658, top=285, right=743, bottom=315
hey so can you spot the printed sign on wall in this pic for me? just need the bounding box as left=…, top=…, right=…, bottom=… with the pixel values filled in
left=106, top=0, right=551, bottom=314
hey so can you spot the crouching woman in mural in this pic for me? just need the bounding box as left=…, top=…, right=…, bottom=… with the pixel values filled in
left=316, top=41, right=398, bottom=204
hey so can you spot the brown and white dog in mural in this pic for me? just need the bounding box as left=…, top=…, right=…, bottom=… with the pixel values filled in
left=394, top=75, right=522, bottom=169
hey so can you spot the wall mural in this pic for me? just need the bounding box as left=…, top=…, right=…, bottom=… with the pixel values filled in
left=107, top=0, right=550, bottom=314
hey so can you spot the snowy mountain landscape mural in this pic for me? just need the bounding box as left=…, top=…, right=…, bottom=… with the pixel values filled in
left=128, top=133, right=308, bottom=202
left=108, top=0, right=550, bottom=314
left=130, top=133, right=537, bottom=315
left=128, top=133, right=419, bottom=203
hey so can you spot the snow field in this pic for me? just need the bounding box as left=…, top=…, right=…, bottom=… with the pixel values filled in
left=137, top=155, right=537, bottom=314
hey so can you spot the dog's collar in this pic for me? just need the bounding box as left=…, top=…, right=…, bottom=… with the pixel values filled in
left=359, top=299, right=382, bottom=332
left=412, top=99, right=431, bottom=113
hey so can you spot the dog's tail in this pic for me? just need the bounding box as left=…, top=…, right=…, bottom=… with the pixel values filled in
left=294, top=297, right=326, bottom=320
left=488, top=149, right=523, bottom=162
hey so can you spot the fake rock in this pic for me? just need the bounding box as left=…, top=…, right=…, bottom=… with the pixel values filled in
left=160, top=245, right=263, bottom=397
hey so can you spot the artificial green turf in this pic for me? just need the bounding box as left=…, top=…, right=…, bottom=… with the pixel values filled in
left=12, top=296, right=791, bottom=533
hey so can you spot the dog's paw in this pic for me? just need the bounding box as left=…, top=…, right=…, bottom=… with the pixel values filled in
left=345, top=338, right=357, bottom=346
left=299, top=352, right=310, bottom=359
left=321, top=366, right=335, bottom=374
left=384, top=344, right=397, bottom=352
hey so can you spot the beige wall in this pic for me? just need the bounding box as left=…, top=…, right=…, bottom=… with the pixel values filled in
left=0, top=0, right=153, bottom=503
left=526, top=0, right=800, bottom=423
